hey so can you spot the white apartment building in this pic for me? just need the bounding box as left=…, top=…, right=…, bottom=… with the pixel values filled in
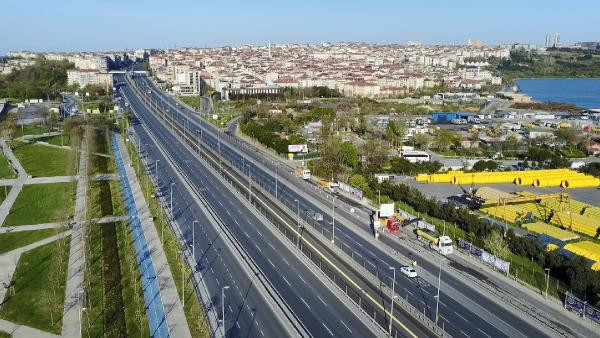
left=67, top=70, right=113, bottom=88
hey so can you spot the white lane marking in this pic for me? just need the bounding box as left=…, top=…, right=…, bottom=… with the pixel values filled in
left=256, top=229, right=263, bottom=237
left=236, top=322, right=240, bottom=329
left=322, top=322, right=333, bottom=336
left=477, top=328, right=492, bottom=338
left=215, top=278, right=220, bottom=286
left=298, top=276, right=307, bottom=284
left=454, top=311, right=468, bottom=322
left=340, top=320, right=352, bottom=333
left=228, top=304, right=233, bottom=313
left=460, top=330, right=471, bottom=337
left=282, top=276, right=291, bottom=286
left=255, top=244, right=262, bottom=253
left=281, top=257, right=290, bottom=266
left=317, top=295, right=327, bottom=306
left=268, top=242, right=276, bottom=250
left=267, top=258, right=276, bottom=268
left=300, top=297, right=311, bottom=309
left=244, top=231, right=249, bottom=238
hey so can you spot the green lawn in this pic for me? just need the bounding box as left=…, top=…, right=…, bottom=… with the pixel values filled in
left=0, top=154, right=16, bottom=179
left=0, top=330, right=10, bottom=338
left=0, top=237, right=70, bottom=334
left=3, top=183, right=74, bottom=227
left=0, top=185, right=8, bottom=205
left=0, top=229, right=59, bottom=254
left=36, top=134, right=70, bottom=147
left=11, top=142, right=72, bottom=177
left=14, top=125, right=48, bottom=138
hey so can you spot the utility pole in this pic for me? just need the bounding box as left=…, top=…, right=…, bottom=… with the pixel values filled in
left=331, top=196, right=336, bottom=244
left=545, top=268, right=550, bottom=299
left=435, top=257, right=442, bottom=325
left=170, top=183, right=175, bottom=218
left=389, top=267, right=396, bottom=335
left=193, top=220, right=198, bottom=268
left=221, top=286, right=230, bottom=338
left=295, top=199, right=300, bottom=249
left=275, top=163, right=279, bottom=200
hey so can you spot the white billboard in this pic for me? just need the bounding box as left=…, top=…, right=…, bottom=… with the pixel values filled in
left=288, top=144, right=308, bottom=153
left=379, top=203, right=395, bottom=218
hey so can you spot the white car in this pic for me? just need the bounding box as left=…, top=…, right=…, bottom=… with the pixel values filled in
left=400, top=266, right=417, bottom=278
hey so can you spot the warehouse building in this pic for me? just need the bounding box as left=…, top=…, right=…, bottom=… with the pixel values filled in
left=430, top=111, right=475, bottom=123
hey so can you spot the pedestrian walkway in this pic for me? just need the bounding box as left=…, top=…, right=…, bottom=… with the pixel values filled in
left=112, top=133, right=191, bottom=338
left=0, top=318, right=60, bottom=338
left=91, top=215, right=128, bottom=224
left=0, top=139, right=28, bottom=227
left=0, top=222, right=63, bottom=233
left=60, top=136, right=88, bottom=338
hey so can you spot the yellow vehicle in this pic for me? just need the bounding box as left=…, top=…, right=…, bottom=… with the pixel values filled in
left=319, top=180, right=339, bottom=194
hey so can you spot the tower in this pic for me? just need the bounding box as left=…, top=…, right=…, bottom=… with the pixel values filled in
left=554, top=33, right=560, bottom=47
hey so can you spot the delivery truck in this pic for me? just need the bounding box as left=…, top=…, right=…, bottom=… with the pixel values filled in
left=415, top=229, right=453, bottom=255
left=319, top=180, right=339, bottom=194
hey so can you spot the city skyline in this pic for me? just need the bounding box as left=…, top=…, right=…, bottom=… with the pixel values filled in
left=1, top=0, right=598, bottom=55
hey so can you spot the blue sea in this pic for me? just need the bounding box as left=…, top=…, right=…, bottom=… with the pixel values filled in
left=514, top=78, right=600, bottom=109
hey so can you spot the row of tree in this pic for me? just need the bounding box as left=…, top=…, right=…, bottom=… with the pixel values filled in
left=0, top=58, right=75, bottom=101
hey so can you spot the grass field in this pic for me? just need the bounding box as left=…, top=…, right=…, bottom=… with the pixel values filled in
left=0, top=330, right=10, bottom=338
left=0, top=154, right=16, bottom=179
left=36, top=134, right=70, bottom=147
left=3, top=183, right=74, bottom=227
left=0, top=186, right=8, bottom=206
left=11, top=141, right=71, bottom=177
left=14, top=125, right=48, bottom=138
left=0, top=229, right=59, bottom=254
left=0, top=236, right=70, bottom=334
left=126, top=141, right=210, bottom=337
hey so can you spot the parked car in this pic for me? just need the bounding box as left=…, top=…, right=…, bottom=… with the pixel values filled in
left=400, top=266, right=417, bottom=278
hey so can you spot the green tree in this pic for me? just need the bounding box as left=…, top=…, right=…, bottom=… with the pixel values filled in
left=433, top=129, right=460, bottom=150
left=319, top=137, right=344, bottom=178
left=340, top=142, right=359, bottom=168
left=385, top=120, right=406, bottom=147
left=554, top=128, right=579, bottom=146
left=349, top=174, right=369, bottom=192
left=361, top=139, right=388, bottom=169
left=484, top=231, right=511, bottom=260
left=411, top=133, right=430, bottom=150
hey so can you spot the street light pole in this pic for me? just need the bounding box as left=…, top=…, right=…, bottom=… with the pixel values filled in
left=331, top=196, right=336, bottom=243
left=275, top=163, right=279, bottom=200
left=545, top=268, right=550, bottom=299
left=222, top=286, right=230, bottom=338
left=295, top=199, right=300, bottom=249
left=435, top=257, right=442, bottom=325
left=170, top=183, right=175, bottom=218
left=193, top=220, right=198, bottom=266
left=155, top=159, right=160, bottom=177
left=389, top=267, right=396, bottom=335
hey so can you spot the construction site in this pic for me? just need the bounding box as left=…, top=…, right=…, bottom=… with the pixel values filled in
left=413, top=169, right=600, bottom=272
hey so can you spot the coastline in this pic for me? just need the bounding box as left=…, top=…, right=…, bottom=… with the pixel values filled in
left=513, top=78, right=600, bottom=110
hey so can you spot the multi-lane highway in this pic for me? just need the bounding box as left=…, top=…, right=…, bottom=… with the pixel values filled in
left=118, top=73, right=390, bottom=338
left=135, top=72, right=557, bottom=338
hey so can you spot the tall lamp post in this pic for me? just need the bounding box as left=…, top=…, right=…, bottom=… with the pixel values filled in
left=170, top=183, right=175, bottom=218
left=221, top=286, right=230, bottom=338
left=545, top=268, right=550, bottom=299
left=192, top=220, right=198, bottom=266
left=275, top=163, right=279, bottom=200
left=435, top=257, right=443, bottom=325
left=294, top=199, right=300, bottom=248
left=389, top=267, right=396, bottom=335
left=331, top=196, right=336, bottom=244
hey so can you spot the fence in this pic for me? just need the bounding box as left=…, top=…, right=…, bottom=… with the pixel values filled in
left=565, top=292, right=600, bottom=325
left=458, top=240, right=510, bottom=273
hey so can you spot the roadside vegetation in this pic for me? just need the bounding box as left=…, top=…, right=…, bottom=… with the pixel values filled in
left=125, top=136, right=210, bottom=337
left=0, top=58, right=75, bottom=102
left=82, top=125, right=148, bottom=337
left=0, top=153, right=15, bottom=178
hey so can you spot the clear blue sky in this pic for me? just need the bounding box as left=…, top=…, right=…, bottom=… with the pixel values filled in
left=1, top=0, right=598, bottom=55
